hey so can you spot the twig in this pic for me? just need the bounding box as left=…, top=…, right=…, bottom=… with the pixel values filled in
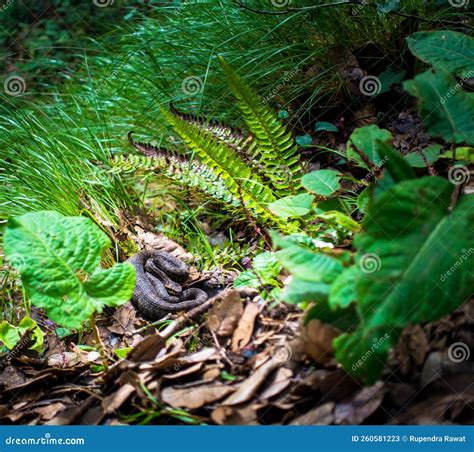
left=90, top=314, right=109, bottom=372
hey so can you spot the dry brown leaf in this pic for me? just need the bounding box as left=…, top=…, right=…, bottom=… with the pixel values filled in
left=334, top=381, right=385, bottom=424
left=102, top=383, right=136, bottom=414
left=135, top=229, right=193, bottom=260
left=47, top=352, right=81, bottom=368
left=222, top=358, right=281, bottom=406
left=290, top=402, right=335, bottom=425
left=231, top=302, right=259, bottom=351
left=259, top=367, right=293, bottom=400
left=300, top=319, right=340, bottom=364
left=208, top=289, right=243, bottom=337
left=127, top=334, right=166, bottom=362
left=211, top=404, right=259, bottom=425
left=163, top=362, right=203, bottom=380
left=107, top=303, right=139, bottom=335
left=161, top=382, right=235, bottom=409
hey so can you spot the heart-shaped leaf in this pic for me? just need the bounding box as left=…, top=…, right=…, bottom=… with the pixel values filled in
left=269, top=193, right=314, bottom=218
left=302, top=169, right=341, bottom=197
left=3, top=211, right=135, bottom=329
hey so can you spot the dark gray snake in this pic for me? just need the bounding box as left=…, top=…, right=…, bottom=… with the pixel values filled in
left=127, top=251, right=208, bottom=320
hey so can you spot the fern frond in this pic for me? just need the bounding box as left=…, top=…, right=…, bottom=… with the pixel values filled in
left=219, top=57, right=302, bottom=196
left=169, top=103, right=269, bottom=180
left=110, top=154, right=239, bottom=206
left=161, top=108, right=277, bottom=221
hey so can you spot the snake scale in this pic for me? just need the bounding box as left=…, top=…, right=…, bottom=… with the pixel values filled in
left=127, top=250, right=208, bottom=320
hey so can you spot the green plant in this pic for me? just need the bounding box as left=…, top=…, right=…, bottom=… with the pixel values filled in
left=123, top=59, right=303, bottom=227
left=0, top=316, right=44, bottom=353
left=269, top=28, right=474, bottom=383
left=3, top=211, right=135, bottom=329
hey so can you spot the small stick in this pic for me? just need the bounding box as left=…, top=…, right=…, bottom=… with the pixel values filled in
left=90, top=314, right=109, bottom=372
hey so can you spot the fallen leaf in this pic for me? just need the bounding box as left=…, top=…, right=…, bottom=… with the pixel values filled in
left=208, top=289, right=243, bottom=337
left=300, top=319, right=340, bottom=364
left=222, top=358, right=281, bottom=406
left=259, top=367, right=293, bottom=400
left=47, top=352, right=81, bottom=368
left=34, top=402, right=66, bottom=421
left=211, top=404, right=259, bottom=425
left=334, top=381, right=385, bottom=424
left=161, top=382, right=235, bottom=409
left=290, top=402, right=335, bottom=425
left=127, top=334, right=166, bottom=362
left=231, top=302, right=260, bottom=351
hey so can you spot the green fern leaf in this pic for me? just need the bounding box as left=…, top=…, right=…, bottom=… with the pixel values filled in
left=161, top=108, right=276, bottom=220
left=219, top=57, right=302, bottom=196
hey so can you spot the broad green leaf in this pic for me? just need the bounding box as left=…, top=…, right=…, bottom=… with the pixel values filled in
left=276, top=243, right=343, bottom=284
left=3, top=211, right=136, bottom=329
left=282, top=278, right=330, bottom=304
left=0, top=316, right=44, bottom=352
left=375, top=141, right=416, bottom=182
left=334, top=177, right=474, bottom=383
left=317, top=210, right=361, bottom=233
left=268, top=193, right=314, bottom=219
left=329, top=266, right=359, bottom=310
left=346, top=125, right=393, bottom=169
left=302, top=169, right=341, bottom=197
left=253, top=252, right=282, bottom=277
left=404, top=70, right=474, bottom=145
left=406, top=31, right=474, bottom=78
left=314, top=121, right=339, bottom=133
left=233, top=270, right=260, bottom=289
left=404, top=145, right=443, bottom=167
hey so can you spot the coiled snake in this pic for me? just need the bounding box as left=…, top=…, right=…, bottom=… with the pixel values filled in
left=127, top=251, right=208, bottom=320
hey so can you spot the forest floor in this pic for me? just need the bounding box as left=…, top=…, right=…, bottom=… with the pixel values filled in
left=1, top=100, right=473, bottom=425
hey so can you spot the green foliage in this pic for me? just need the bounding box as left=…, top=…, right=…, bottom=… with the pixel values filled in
left=404, top=145, right=443, bottom=168
left=268, top=194, right=314, bottom=219
left=404, top=70, right=474, bottom=145
left=404, top=30, right=474, bottom=145
left=334, top=178, right=474, bottom=383
left=151, top=61, right=304, bottom=226
left=302, top=170, right=342, bottom=197
left=406, top=31, right=474, bottom=78
left=3, top=211, right=135, bottom=329
left=0, top=316, right=44, bottom=352
left=346, top=125, right=393, bottom=169
left=234, top=251, right=282, bottom=293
